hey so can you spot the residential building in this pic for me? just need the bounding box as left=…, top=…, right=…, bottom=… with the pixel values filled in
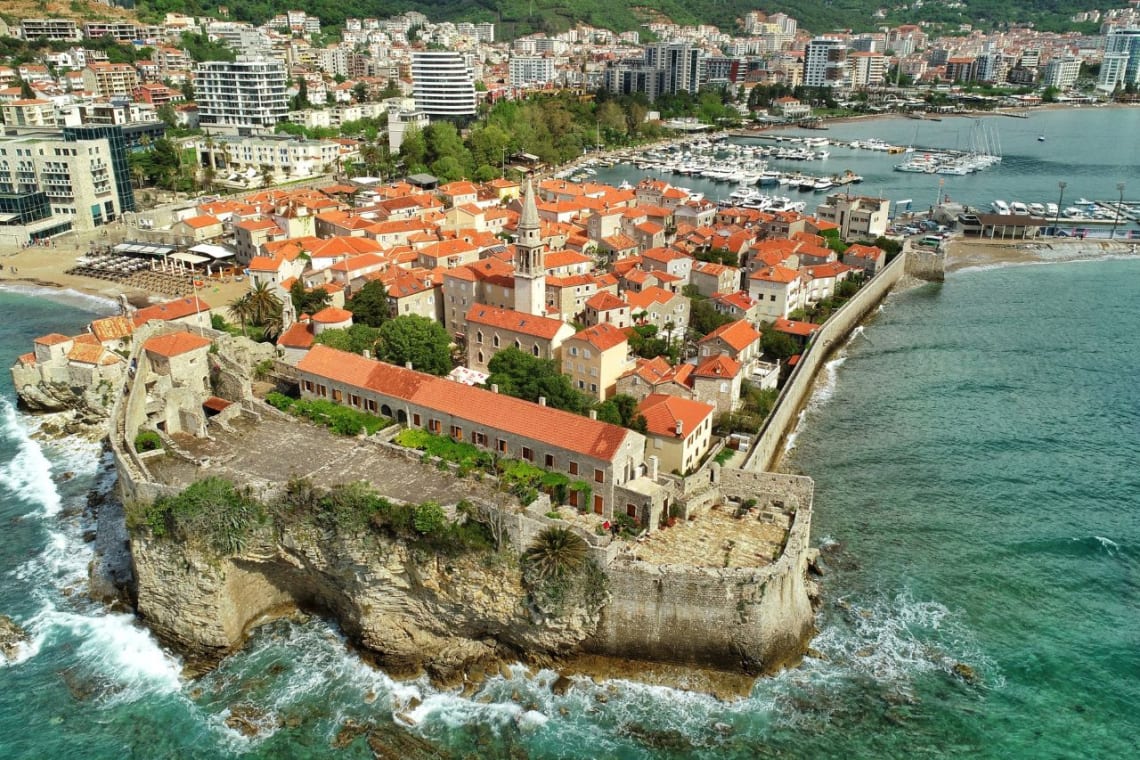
left=1099, top=29, right=1140, bottom=92
left=387, top=107, right=429, bottom=152
left=637, top=393, right=715, bottom=476
left=842, top=243, right=886, bottom=274
left=509, top=55, right=556, bottom=87
left=697, top=319, right=762, bottom=365
left=195, top=57, right=289, bottom=129
left=562, top=323, right=631, bottom=400
left=803, top=38, right=847, bottom=88
left=689, top=261, right=740, bottom=297
left=412, top=51, right=477, bottom=119
left=814, top=193, right=890, bottom=240
left=465, top=304, right=574, bottom=373
left=689, top=353, right=743, bottom=416
left=626, top=286, right=690, bottom=340
left=583, top=291, right=631, bottom=329
left=1, top=99, right=57, bottom=128
left=295, top=345, right=647, bottom=517
left=82, top=63, right=140, bottom=98
left=848, top=52, right=886, bottom=89
left=748, top=265, right=805, bottom=320
left=1041, top=56, right=1081, bottom=90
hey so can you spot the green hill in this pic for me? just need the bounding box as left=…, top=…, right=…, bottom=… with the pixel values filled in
left=133, top=0, right=1101, bottom=37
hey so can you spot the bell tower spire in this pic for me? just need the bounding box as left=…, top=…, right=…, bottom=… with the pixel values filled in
left=513, top=177, right=546, bottom=315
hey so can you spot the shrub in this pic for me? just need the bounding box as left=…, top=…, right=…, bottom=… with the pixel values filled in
left=273, top=395, right=389, bottom=436
left=413, top=502, right=446, bottom=535
left=714, top=447, right=734, bottom=465
left=394, top=428, right=493, bottom=470
left=265, top=392, right=295, bottom=411
left=140, top=477, right=263, bottom=555
left=134, top=430, right=163, bottom=452
left=522, top=527, right=588, bottom=582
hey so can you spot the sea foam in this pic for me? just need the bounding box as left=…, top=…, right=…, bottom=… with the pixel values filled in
left=0, top=399, right=62, bottom=516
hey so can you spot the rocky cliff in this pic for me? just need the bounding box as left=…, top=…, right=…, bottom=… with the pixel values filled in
left=131, top=521, right=604, bottom=681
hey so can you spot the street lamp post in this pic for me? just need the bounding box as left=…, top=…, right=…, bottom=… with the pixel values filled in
left=1112, top=182, right=1126, bottom=239
left=1055, top=181, right=1066, bottom=233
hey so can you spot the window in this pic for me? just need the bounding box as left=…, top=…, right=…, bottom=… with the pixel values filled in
left=570, top=346, right=578, bottom=356
left=332, top=389, right=342, bottom=402
left=317, top=384, right=327, bottom=398
left=522, top=446, right=534, bottom=462
left=593, top=494, right=604, bottom=515
left=544, top=453, right=554, bottom=468
left=476, top=330, right=483, bottom=344
left=349, top=394, right=360, bottom=407
left=569, top=461, right=578, bottom=475
left=303, top=380, right=313, bottom=392
left=515, top=339, right=522, bottom=350
left=770, top=295, right=776, bottom=302
left=474, top=431, right=487, bottom=445
left=449, top=425, right=463, bottom=440
left=413, top=413, right=421, bottom=426
left=583, top=349, right=591, bottom=359
left=498, top=438, right=508, bottom=454
left=627, top=504, right=638, bottom=518
left=493, top=334, right=500, bottom=347
left=532, top=344, right=540, bottom=357
left=720, top=382, right=728, bottom=393
left=429, top=419, right=441, bottom=433
left=590, top=383, right=598, bottom=392
left=594, top=468, right=604, bottom=484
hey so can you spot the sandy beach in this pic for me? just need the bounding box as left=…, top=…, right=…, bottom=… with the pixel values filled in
left=0, top=230, right=249, bottom=311
left=945, top=235, right=1140, bottom=272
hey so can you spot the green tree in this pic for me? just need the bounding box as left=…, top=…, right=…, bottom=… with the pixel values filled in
left=352, top=81, right=368, bottom=102
left=346, top=280, right=389, bottom=327
left=485, top=347, right=592, bottom=414
left=228, top=294, right=255, bottom=336
left=761, top=330, right=800, bottom=361
left=289, top=280, right=331, bottom=316
left=522, top=527, right=587, bottom=581
left=689, top=299, right=735, bottom=336
left=376, top=315, right=452, bottom=375
left=593, top=393, right=640, bottom=427
left=399, top=124, right=428, bottom=172
left=313, top=323, right=382, bottom=355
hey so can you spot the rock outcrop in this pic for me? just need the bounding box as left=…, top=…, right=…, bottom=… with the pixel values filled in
left=0, top=615, right=29, bottom=661
left=131, top=524, right=604, bottom=681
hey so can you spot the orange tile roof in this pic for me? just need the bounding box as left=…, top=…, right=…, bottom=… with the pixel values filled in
left=699, top=320, right=761, bottom=352
left=544, top=250, right=592, bottom=269
left=34, top=333, right=71, bottom=346
left=89, top=316, right=134, bottom=342
left=749, top=265, right=800, bottom=284
left=142, top=332, right=212, bottom=358
left=625, top=286, right=677, bottom=310
left=585, top=292, right=628, bottom=311
left=466, top=305, right=567, bottom=340
left=179, top=214, right=221, bottom=229
left=247, top=255, right=286, bottom=272
left=133, top=297, right=210, bottom=325
left=692, top=353, right=742, bottom=379
left=67, top=342, right=118, bottom=365
left=570, top=322, right=628, bottom=352
left=711, top=291, right=757, bottom=311
left=773, top=318, right=820, bottom=338
left=804, top=262, right=854, bottom=279
left=296, top=345, right=633, bottom=461
left=311, top=306, right=353, bottom=324
left=637, top=393, right=714, bottom=438
left=276, top=321, right=315, bottom=349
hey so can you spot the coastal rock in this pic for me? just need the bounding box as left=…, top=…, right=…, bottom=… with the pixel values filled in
left=0, top=615, right=30, bottom=660
left=952, top=662, right=979, bottom=684
left=130, top=524, right=605, bottom=681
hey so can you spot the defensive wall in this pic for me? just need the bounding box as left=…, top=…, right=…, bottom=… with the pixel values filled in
left=745, top=247, right=944, bottom=472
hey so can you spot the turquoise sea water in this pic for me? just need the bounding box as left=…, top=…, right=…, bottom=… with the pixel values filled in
left=2, top=108, right=1140, bottom=757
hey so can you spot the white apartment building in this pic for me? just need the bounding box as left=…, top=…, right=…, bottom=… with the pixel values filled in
left=1041, top=56, right=1082, bottom=90
left=195, top=57, right=289, bottom=129
left=412, top=51, right=477, bottom=119
left=194, top=134, right=344, bottom=179
left=509, top=55, right=556, bottom=87
left=848, top=52, right=886, bottom=89
left=1098, top=29, right=1140, bottom=92
left=814, top=193, right=890, bottom=240
left=803, top=37, right=848, bottom=88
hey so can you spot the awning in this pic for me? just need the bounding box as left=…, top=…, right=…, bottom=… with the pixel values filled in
left=112, top=242, right=177, bottom=257
left=169, top=251, right=210, bottom=265
left=188, top=243, right=235, bottom=259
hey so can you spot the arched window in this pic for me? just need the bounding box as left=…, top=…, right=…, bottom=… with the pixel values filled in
left=532, top=344, right=540, bottom=357
left=476, top=330, right=483, bottom=344
left=493, top=334, right=500, bottom=347
left=478, top=350, right=484, bottom=363
left=514, top=339, right=522, bottom=350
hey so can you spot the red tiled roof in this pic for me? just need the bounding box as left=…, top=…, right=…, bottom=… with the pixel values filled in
left=179, top=214, right=221, bottom=229
left=89, top=316, right=134, bottom=343
left=296, top=345, right=634, bottom=460
left=34, top=333, right=71, bottom=346
left=585, top=292, right=628, bottom=311
left=276, top=321, right=314, bottom=349
left=699, top=319, right=761, bottom=352
left=625, top=286, right=677, bottom=310
left=773, top=318, right=820, bottom=338
left=637, top=393, right=714, bottom=438
left=749, top=265, right=800, bottom=284
left=466, top=305, right=567, bottom=340
left=692, top=353, right=741, bottom=379
left=142, top=332, right=211, bottom=358
left=571, top=323, right=628, bottom=352
left=133, top=297, right=210, bottom=325
left=311, top=307, right=353, bottom=324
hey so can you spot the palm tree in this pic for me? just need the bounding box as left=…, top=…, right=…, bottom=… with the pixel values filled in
left=247, top=281, right=282, bottom=324
left=228, top=294, right=255, bottom=336
left=522, top=527, right=588, bottom=582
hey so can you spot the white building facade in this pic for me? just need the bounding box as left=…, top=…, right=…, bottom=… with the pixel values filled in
left=195, top=57, right=289, bottom=129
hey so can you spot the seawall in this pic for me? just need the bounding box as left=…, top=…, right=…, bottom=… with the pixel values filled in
left=745, top=248, right=941, bottom=472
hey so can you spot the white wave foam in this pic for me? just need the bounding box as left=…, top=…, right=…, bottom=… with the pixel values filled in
left=0, top=399, right=62, bottom=516
left=811, top=589, right=996, bottom=689
left=0, top=282, right=118, bottom=314
left=952, top=250, right=1140, bottom=276
left=1092, top=536, right=1121, bottom=555
left=25, top=606, right=182, bottom=703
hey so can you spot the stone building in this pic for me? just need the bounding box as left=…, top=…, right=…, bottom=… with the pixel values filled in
left=636, top=393, right=715, bottom=475
left=295, top=345, right=647, bottom=517
left=562, top=323, right=632, bottom=401
left=465, top=304, right=574, bottom=373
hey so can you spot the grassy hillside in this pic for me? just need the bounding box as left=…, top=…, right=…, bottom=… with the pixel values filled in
left=130, top=0, right=1102, bottom=36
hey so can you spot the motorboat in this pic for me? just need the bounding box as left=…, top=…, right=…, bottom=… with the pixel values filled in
left=992, top=200, right=1010, bottom=214
left=1009, top=201, right=1029, bottom=215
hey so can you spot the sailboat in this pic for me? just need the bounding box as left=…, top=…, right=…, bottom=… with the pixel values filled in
left=1037, top=127, right=1046, bottom=142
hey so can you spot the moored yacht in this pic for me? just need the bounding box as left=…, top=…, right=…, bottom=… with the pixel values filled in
left=992, top=200, right=1010, bottom=214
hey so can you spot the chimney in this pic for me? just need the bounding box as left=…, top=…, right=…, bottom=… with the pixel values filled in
left=538, top=396, right=546, bottom=406
left=405, top=361, right=413, bottom=369
left=675, top=419, right=683, bottom=436
left=648, top=455, right=659, bottom=481
left=491, top=383, right=499, bottom=393
left=589, top=409, right=597, bottom=420
left=362, top=349, right=371, bottom=360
